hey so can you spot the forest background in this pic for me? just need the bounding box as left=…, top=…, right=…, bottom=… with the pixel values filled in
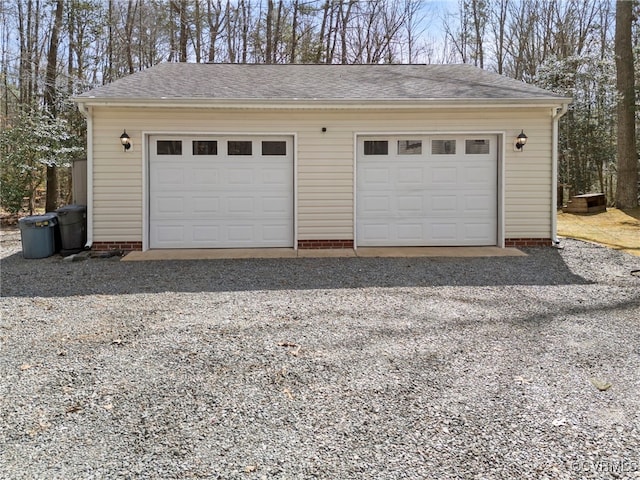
left=1, top=0, right=638, bottom=216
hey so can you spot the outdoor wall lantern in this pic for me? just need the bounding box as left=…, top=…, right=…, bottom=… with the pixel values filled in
left=120, top=130, right=131, bottom=151
left=515, top=130, right=528, bottom=150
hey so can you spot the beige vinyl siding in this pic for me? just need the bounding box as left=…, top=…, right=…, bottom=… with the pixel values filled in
left=90, top=107, right=554, bottom=244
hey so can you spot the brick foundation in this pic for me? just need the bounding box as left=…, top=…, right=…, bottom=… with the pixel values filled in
left=91, top=239, right=550, bottom=250
left=505, top=238, right=553, bottom=247
left=92, top=241, right=143, bottom=252
left=298, top=239, right=354, bottom=249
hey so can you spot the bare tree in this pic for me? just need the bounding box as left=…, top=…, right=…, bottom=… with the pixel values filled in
left=179, top=0, right=188, bottom=62
left=614, top=0, right=638, bottom=208
left=44, top=0, right=64, bottom=212
left=265, top=0, right=273, bottom=62
left=207, top=0, right=224, bottom=62
left=491, top=0, right=509, bottom=74
left=124, top=0, right=137, bottom=73
left=17, top=0, right=44, bottom=107
left=315, top=0, right=331, bottom=63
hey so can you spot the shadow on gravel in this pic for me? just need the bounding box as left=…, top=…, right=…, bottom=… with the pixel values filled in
left=1, top=247, right=592, bottom=298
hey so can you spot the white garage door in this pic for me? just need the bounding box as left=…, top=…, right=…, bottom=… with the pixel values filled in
left=149, top=135, right=293, bottom=248
left=357, top=135, right=498, bottom=246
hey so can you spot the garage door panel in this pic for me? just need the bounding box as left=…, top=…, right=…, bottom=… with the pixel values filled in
left=464, top=223, right=493, bottom=240
left=357, top=135, right=497, bottom=247
left=397, top=195, right=423, bottom=214
left=193, top=225, right=221, bottom=242
left=262, top=196, right=292, bottom=214
left=431, top=195, right=457, bottom=212
left=263, top=224, right=293, bottom=241
left=262, top=167, right=291, bottom=184
left=397, top=223, right=423, bottom=241
left=155, top=196, right=185, bottom=215
left=397, top=167, right=424, bottom=184
left=227, top=168, right=255, bottom=185
left=431, top=167, right=458, bottom=183
left=191, top=168, right=219, bottom=185
left=360, top=195, right=391, bottom=215
left=227, top=225, right=254, bottom=241
left=155, top=225, right=185, bottom=243
left=431, top=223, right=457, bottom=240
left=150, top=135, right=293, bottom=248
left=363, top=167, right=390, bottom=184
left=192, top=196, right=220, bottom=214
left=226, top=197, right=255, bottom=214
left=155, top=167, right=185, bottom=186
left=361, top=223, right=390, bottom=241
left=464, top=194, right=492, bottom=212
left=465, top=166, right=492, bottom=183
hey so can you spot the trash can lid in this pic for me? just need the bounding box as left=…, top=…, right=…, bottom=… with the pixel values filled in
left=18, top=213, right=58, bottom=227
left=56, top=204, right=87, bottom=213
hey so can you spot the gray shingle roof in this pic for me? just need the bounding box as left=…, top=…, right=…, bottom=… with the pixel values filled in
left=76, top=63, right=567, bottom=103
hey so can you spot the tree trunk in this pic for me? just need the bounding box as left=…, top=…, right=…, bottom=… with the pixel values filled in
left=265, top=0, right=273, bottom=63
left=614, top=0, right=637, bottom=208
left=241, top=0, right=249, bottom=63
left=194, top=0, right=202, bottom=63
left=207, top=0, right=222, bottom=62
left=471, top=0, right=484, bottom=68
left=290, top=0, right=299, bottom=62
left=273, top=0, right=283, bottom=63
left=107, top=0, right=114, bottom=83
left=67, top=2, right=74, bottom=93
left=44, top=0, right=64, bottom=213
left=179, top=0, right=188, bottom=62
left=125, top=0, right=136, bottom=74
left=315, top=0, right=330, bottom=63
left=225, top=1, right=235, bottom=63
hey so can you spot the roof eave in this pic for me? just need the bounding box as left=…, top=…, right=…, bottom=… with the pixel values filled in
left=72, top=96, right=572, bottom=109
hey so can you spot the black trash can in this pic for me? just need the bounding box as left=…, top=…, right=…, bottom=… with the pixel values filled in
left=56, top=204, right=87, bottom=256
left=18, top=213, right=58, bottom=259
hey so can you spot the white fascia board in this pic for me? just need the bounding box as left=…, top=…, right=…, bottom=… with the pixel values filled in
left=72, top=96, right=572, bottom=110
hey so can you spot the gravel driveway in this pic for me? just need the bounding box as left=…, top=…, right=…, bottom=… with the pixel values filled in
left=1, top=234, right=639, bottom=480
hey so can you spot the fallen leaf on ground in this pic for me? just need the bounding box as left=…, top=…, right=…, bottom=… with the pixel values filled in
left=513, top=375, right=533, bottom=384
left=590, top=378, right=612, bottom=391
left=66, top=404, right=83, bottom=414
left=289, top=345, right=301, bottom=357
left=278, top=341, right=302, bottom=356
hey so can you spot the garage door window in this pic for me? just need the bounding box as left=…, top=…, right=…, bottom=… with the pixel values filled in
left=432, top=140, right=456, bottom=155
left=398, top=140, right=422, bottom=155
left=465, top=139, right=490, bottom=154
left=193, top=140, right=218, bottom=155
left=262, top=141, right=287, bottom=155
left=228, top=140, right=252, bottom=155
left=157, top=140, right=182, bottom=155
left=364, top=141, right=388, bottom=155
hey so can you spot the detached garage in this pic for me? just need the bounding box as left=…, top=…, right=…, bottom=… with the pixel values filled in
left=73, top=63, right=570, bottom=252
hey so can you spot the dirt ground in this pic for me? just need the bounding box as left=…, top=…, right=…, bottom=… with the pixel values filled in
left=557, top=207, right=640, bottom=256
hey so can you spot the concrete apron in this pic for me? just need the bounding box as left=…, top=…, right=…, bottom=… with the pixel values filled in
left=122, top=246, right=527, bottom=261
